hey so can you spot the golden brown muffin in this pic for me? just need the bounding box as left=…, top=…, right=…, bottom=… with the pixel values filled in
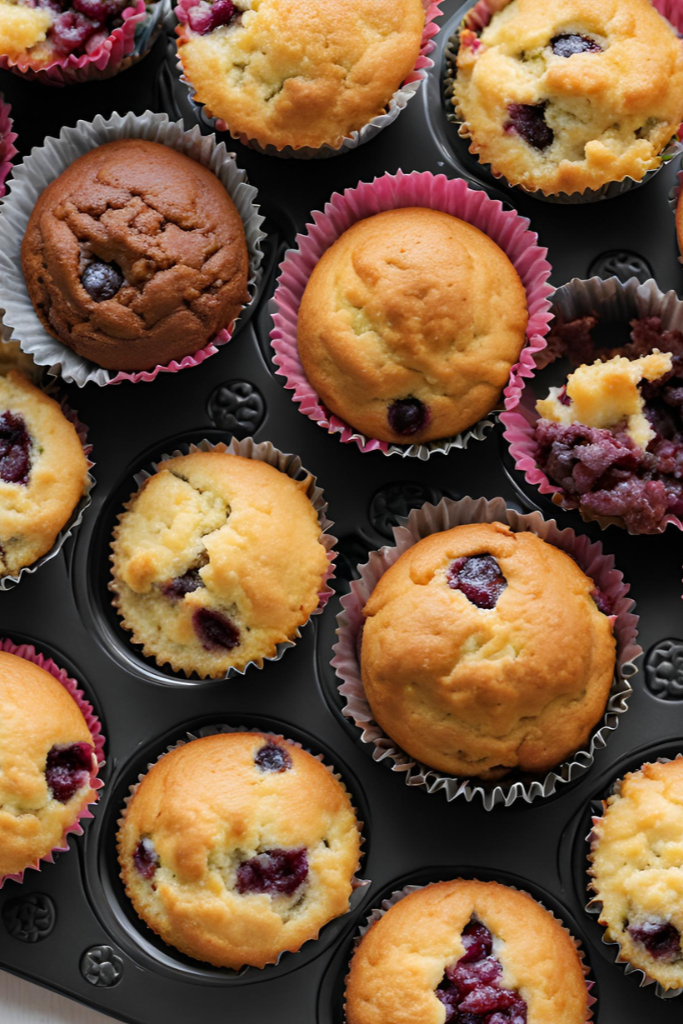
left=177, top=0, right=425, bottom=152
left=360, top=521, right=616, bottom=778
left=21, top=139, right=249, bottom=372
left=345, top=879, right=589, bottom=1024
left=0, top=370, right=89, bottom=578
left=0, top=651, right=98, bottom=879
left=117, top=732, right=362, bottom=969
left=590, top=758, right=683, bottom=989
left=110, top=449, right=330, bottom=678
left=453, top=0, right=683, bottom=196
left=297, top=208, right=528, bottom=444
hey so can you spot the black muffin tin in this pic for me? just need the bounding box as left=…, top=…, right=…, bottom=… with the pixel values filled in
left=1, top=3, right=683, bottom=1020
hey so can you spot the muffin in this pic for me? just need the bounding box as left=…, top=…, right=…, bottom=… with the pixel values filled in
left=297, top=208, right=529, bottom=445
left=453, top=0, right=683, bottom=196
left=0, top=370, right=89, bottom=578
left=345, top=879, right=590, bottom=1024
left=589, top=758, right=683, bottom=989
left=21, top=139, right=249, bottom=372
left=360, top=521, right=616, bottom=778
left=110, top=449, right=330, bottom=678
left=117, top=732, right=362, bottom=969
left=0, top=650, right=99, bottom=880
left=176, top=0, right=425, bottom=151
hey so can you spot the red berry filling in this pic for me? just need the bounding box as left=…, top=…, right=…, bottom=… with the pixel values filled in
left=0, top=411, right=32, bottom=485
left=133, top=838, right=160, bottom=880
left=628, top=920, right=681, bottom=962
left=45, top=742, right=93, bottom=803
left=81, top=259, right=124, bottom=302
left=447, top=555, right=507, bottom=609
left=504, top=103, right=554, bottom=150
left=437, top=919, right=527, bottom=1024
left=387, top=398, right=430, bottom=437
left=38, top=0, right=128, bottom=56
left=254, top=742, right=292, bottom=773
left=551, top=33, right=602, bottom=57
left=192, top=608, right=240, bottom=651
left=161, top=570, right=205, bottom=599
left=236, top=848, right=308, bottom=896
left=187, top=0, right=236, bottom=34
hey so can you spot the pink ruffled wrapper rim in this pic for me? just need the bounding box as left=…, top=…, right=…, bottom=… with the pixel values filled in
left=0, top=97, right=18, bottom=200
left=107, top=325, right=232, bottom=385
left=270, top=171, right=553, bottom=457
left=0, top=637, right=105, bottom=889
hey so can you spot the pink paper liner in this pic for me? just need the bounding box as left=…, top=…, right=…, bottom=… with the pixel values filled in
left=270, top=171, right=553, bottom=456
left=0, top=637, right=105, bottom=889
left=0, top=97, right=17, bottom=200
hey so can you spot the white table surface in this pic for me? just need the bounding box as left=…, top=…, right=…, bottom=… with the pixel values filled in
left=0, top=970, right=112, bottom=1023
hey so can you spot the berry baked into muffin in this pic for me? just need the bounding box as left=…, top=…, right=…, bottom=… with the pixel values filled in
left=345, top=879, right=590, bottom=1024
left=0, top=370, right=89, bottom=578
left=21, top=139, right=249, bottom=372
left=360, top=521, right=616, bottom=779
left=297, top=208, right=529, bottom=445
left=117, top=732, right=362, bottom=969
left=453, top=0, right=683, bottom=196
left=0, top=0, right=139, bottom=67
left=110, top=449, right=330, bottom=678
left=176, top=0, right=425, bottom=151
left=589, top=758, right=683, bottom=989
left=0, top=651, right=98, bottom=880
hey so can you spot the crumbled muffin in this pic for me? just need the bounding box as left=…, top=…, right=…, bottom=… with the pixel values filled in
left=117, top=732, right=362, bottom=969
left=176, top=0, right=425, bottom=151
left=590, top=758, right=683, bottom=989
left=345, top=879, right=589, bottom=1024
left=453, top=0, right=683, bottom=195
left=360, top=521, right=616, bottom=778
left=110, top=450, right=330, bottom=678
left=0, top=0, right=136, bottom=65
left=21, top=139, right=249, bottom=372
left=0, top=651, right=98, bottom=879
left=297, top=208, right=528, bottom=444
left=0, top=370, right=89, bottom=578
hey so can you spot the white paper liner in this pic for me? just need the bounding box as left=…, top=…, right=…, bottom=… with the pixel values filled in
left=332, top=495, right=639, bottom=810
left=0, top=111, right=266, bottom=386
left=109, top=436, right=337, bottom=679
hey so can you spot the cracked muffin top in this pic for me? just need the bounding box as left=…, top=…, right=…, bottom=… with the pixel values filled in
left=453, top=0, right=683, bottom=196
left=360, top=522, right=616, bottom=779
left=117, top=731, right=362, bottom=969
left=110, top=449, right=330, bottom=678
left=176, top=0, right=425, bottom=151
left=21, top=139, right=250, bottom=372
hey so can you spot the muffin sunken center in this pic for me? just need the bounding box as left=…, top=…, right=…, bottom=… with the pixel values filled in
left=436, top=918, right=527, bottom=1023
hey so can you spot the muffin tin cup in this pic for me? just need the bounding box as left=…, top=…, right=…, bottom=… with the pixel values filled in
left=332, top=494, right=639, bottom=809
left=0, top=110, right=266, bottom=386
left=500, top=274, right=683, bottom=535
left=269, top=169, right=553, bottom=459
left=0, top=637, right=105, bottom=890
left=109, top=436, right=337, bottom=679
left=443, top=0, right=683, bottom=204
left=174, top=0, right=444, bottom=159
left=0, top=95, right=17, bottom=199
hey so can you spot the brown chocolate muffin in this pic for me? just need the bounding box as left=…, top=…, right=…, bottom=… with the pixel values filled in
left=21, top=139, right=250, bottom=372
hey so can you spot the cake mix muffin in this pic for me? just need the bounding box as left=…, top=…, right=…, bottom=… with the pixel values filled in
left=117, top=732, right=362, bottom=969
left=360, top=521, right=616, bottom=778
left=21, top=139, right=249, bottom=372
left=345, top=879, right=590, bottom=1024
left=0, top=650, right=98, bottom=880
left=0, top=370, right=89, bottom=578
left=590, top=758, right=683, bottom=989
left=453, top=0, right=683, bottom=196
left=0, top=0, right=143, bottom=67
left=110, top=449, right=330, bottom=678
left=176, top=0, right=425, bottom=151
left=297, top=208, right=529, bottom=444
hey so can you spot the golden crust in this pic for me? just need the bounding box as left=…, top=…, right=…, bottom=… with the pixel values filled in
left=360, top=522, right=616, bottom=778
left=117, top=732, right=362, bottom=969
left=0, top=652, right=96, bottom=878
left=0, top=2, right=51, bottom=60
left=0, top=370, right=88, bottom=577
left=177, top=0, right=425, bottom=151
left=297, top=208, right=528, bottom=444
left=453, top=0, right=683, bottom=195
left=345, top=879, right=589, bottom=1024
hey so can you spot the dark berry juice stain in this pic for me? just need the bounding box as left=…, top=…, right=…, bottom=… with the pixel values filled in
left=81, top=260, right=124, bottom=302
left=254, top=742, right=292, bottom=773
left=387, top=398, right=430, bottom=437
left=590, top=586, right=612, bottom=616
left=447, top=555, right=507, bottom=609
left=628, top=920, right=681, bottom=962
left=236, top=848, right=308, bottom=897
left=437, top=918, right=527, bottom=1023
left=161, top=570, right=205, bottom=599
left=45, top=742, right=93, bottom=803
left=504, top=103, right=554, bottom=150
left=551, top=33, right=602, bottom=57
left=192, top=608, right=240, bottom=651
left=133, top=838, right=159, bottom=880
left=187, top=0, right=236, bottom=33
left=0, top=412, right=31, bottom=484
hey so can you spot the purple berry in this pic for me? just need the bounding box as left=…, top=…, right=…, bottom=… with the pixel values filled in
left=590, top=586, right=612, bottom=616
left=187, top=0, right=235, bottom=33
left=504, top=103, right=554, bottom=151
left=254, top=742, right=292, bottom=773
left=0, top=412, right=32, bottom=485
left=629, top=920, right=681, bottom=962
left=192, top=608, right=240, bottom=651
left=72, top=0, right=111, bottom=21
left=45, top=742, right=93, bottom=803
left=236, top=848, right=308, bottom=897
left=161, top=570, right=204, bottom=599
left=551, top=33, right=602, bottom=57
left=210, top=0, right=235, bottom=26
left=81, top=259, right=124, bottom=302
left=52, top=11, right=97, bottom=53
left=133, top=838, right=159, bottom=880
left=387, top=398, right=430, bottom=437
left=459, top=919, right=494, bottom=962
left=447, top=554, right=507, bottom=609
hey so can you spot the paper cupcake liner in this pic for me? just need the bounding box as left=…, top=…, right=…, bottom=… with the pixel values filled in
left=343, top=880, right=596, bottom=1023
left=270, top=170, right=553, bottom=459
left=0, top=110, right=266, bottom=387
left=0, top=0, right=169, bottom=86
left=332, top=495, right=639, bottom=810
left=109, top=436, right=337, bottom=679
left=500, top=275, right=683, bottom=534
left=174, top=0, right=443, bottom=159
left=0, top=96, right=17, bottom=200
left=117, top=722, right=369, bottom=971
left=0, top=637, right=105, bottom=889
left=443, top=0, right=683, bottom=203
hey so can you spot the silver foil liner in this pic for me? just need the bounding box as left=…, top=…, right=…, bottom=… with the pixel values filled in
left=0, top=110, right=266, bottom=386
left=332, top=495, right=639, bottom=810
left=109, top=436, right=337, bottom=679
